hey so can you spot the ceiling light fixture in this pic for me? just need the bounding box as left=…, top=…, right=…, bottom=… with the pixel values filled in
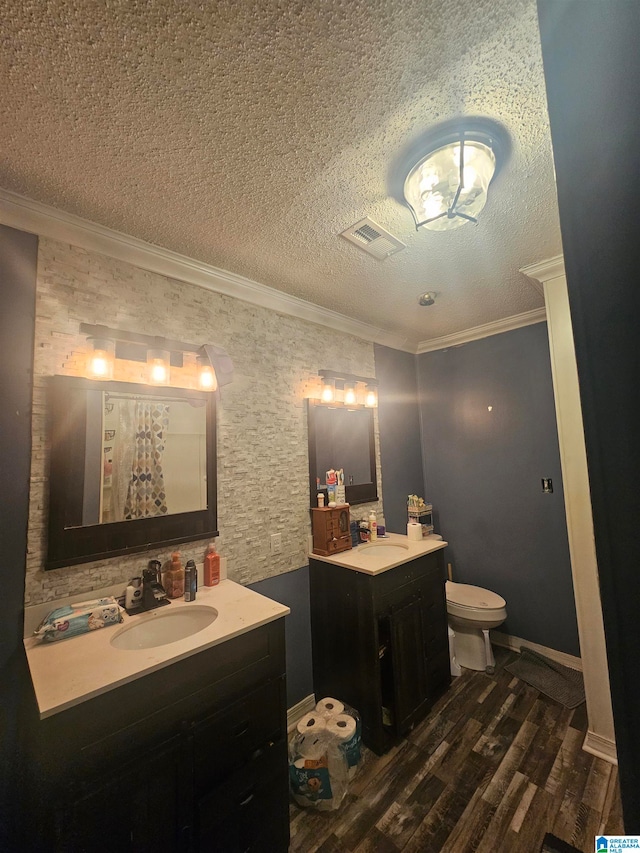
left=418, top=292, right=437, bottom=307
left=403, top=130, right=497, bottom=231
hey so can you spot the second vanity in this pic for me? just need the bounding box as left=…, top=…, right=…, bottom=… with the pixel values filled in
left=22, top=581, right=290, bottom=852
left=309, top=532, right=450, bottom=755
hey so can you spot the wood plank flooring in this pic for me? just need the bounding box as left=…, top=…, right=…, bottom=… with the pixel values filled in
left=289, top=648, right=623, bottom=853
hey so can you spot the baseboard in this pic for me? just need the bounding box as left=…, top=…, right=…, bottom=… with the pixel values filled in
left=287, top=693, right=316, bottom=733
left=583, top=730, right=618, bottom=765
left=491, top=631, right=582, bottom=671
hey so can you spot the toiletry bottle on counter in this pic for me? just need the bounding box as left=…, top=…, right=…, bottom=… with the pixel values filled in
left=165, top=551, right=185, bottom=599
left=369, top=511, right=377, bottom=540
left=184, top=560, right=197, bottom=601
left=125, top=577, right=143, bottom=609
left=204, top=541, right=220, bottom=587
left=377, top=515, right=386, bottom=538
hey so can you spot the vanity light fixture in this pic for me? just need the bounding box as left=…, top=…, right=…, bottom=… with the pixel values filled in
left=87, top=334, right=115, bottom=380
left=80, top=324, right=234, bottom=391
left=403, top=129, right=497, bottom=231
left=317, top=370, right=378, bottom=408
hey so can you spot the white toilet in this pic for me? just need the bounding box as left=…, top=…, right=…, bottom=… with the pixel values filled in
left=446, top=581, right=507, bottom=673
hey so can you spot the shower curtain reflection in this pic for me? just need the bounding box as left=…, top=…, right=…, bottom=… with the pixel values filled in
left=122, top=401, right=170, bottom=520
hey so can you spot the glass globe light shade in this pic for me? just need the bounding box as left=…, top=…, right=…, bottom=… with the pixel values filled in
left=147, top=348, right=171, bottom=385
left=87, top=338, right=115, bottom=380
left=403, top=138, right=496, bottom=231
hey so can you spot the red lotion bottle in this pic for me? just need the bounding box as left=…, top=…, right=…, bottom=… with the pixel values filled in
left=203, top=541, right=220, bottom=587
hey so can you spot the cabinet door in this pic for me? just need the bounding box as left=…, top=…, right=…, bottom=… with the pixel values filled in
left=379, top=593, right=429, bottom=736
left=195, top=739, right=289, bottom=852
left=54, top=733, right=191, bottom=853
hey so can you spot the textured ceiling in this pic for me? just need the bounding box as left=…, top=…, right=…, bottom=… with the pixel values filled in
left=0, top=0, right=561, bottom=349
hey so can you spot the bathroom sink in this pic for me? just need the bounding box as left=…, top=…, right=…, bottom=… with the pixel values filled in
left=110, top=605, right=219, bottom=650
left=359, top=543, right=410, bottom=557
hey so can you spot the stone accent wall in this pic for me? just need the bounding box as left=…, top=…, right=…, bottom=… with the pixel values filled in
left=26, top=237, right=382, bottom=606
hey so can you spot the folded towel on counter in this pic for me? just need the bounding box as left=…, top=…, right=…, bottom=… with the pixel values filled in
left=35, top=597, right=123, bottom=643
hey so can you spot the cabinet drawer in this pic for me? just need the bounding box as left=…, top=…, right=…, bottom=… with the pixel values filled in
left=196, top=739, right=289, bottom=852
left=373, top=552, right=441, bottom=601
left=192, top=676, right=285, bottom=788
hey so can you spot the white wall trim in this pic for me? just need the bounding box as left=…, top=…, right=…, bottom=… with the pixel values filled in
left=491, top=631, right=582, bottom=671
left=0, top=188, right=410, bottom=352
left=521, top=255, right=566, bottom=285
left=416, top=307, right=547, bottom=354
left=524, top=256, right=616, bottom=760
left=287, top=693, right=316, bottom=733
left=583, top=730, right=618, bottom=765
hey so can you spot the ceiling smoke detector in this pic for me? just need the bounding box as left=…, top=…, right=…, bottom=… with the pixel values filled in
left=340, top=217, right=406, bottom=260
left=418, top=292, right=437, bottom=306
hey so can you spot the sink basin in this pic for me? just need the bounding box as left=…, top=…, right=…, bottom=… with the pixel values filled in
left=359, top=543, right=409, bottom=557
left=110, top=605, right=219, bottom=650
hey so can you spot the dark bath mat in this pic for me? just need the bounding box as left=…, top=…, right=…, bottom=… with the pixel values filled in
left=540, top=833, right=583, bottom=853
left=505, top=647, right=585, bottom=708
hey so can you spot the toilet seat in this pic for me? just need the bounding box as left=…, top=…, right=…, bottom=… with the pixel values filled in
left=446, top=581, right=505, bottom=610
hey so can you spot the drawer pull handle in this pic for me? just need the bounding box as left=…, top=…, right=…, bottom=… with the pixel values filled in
left=233, top=720, right=250, bottom=738
left=239, top=790, right=255, bottom=807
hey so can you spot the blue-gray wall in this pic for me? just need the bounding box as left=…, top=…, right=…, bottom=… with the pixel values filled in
left=249, top=566, right=313, bottom=707
left=374, top=344, right=425, bottom=534
left=416, top=323, right=579, bottom=656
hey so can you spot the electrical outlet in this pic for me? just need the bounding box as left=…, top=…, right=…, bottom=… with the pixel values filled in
left=541, top=478, right=554, bottom=493
left=270, top=533, right=282, bottom=554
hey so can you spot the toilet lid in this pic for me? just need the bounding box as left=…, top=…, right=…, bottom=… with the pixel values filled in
left=446, top=581, right=505, bottom=609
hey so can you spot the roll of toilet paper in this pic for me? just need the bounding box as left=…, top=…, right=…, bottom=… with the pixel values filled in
left=326, top=714, right=362, bottom=776
left=296, top=712, right=327, bottom=736
left=325, top=714, right=356, bottom=743
left=296, top=714, right=328, bottom=760
left=407, top=522, right=423, bottom=541
left=315, top=697, right=345, bottom=718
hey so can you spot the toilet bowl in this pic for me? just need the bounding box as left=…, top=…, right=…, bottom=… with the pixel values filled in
left=446, top=581, right=507, bottom=672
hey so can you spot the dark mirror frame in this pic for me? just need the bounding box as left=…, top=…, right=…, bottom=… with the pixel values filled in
left=46, top=375, right=218, bottom=570
left=307, top=399, right=378, bottom=507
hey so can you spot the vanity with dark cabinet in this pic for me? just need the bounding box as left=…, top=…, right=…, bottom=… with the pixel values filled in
left=309, top=542, right=450, bottom=755
left=22, top=619, right=289, bottom=852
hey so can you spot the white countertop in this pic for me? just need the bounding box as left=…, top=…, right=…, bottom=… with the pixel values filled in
left=309, top=532, right=447, bottom=574
left=24, top=580, right=289, bottom=719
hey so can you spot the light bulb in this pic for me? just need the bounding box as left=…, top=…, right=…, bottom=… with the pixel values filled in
left=344, top=384, right=357, bottom=406
left=365, top=385, right=378, bottom=407
left=321, top=380, right=334, bottom=403
left=147, top=348, right=170, bottom=385
left=86, top=338, right=114, bottom=380
left=197, top=359, right=218, bottom=391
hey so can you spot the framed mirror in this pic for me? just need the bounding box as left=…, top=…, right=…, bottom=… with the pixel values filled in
left=46, top=376, right=217, bottom=569
left=307, top=399, right=378, bottom=507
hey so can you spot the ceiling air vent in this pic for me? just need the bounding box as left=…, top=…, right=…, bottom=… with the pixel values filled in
left=340, top=217, right=406, bottom=260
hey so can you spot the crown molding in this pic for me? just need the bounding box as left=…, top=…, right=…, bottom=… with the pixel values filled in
left=520, top=255, right=566, bottom=287
left=0, top=188, right=410, bottom=351
left=416, top=307, right=547, bottom=354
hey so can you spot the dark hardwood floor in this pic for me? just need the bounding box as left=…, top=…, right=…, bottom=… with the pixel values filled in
left=289, top=648, right=623, bottom=853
